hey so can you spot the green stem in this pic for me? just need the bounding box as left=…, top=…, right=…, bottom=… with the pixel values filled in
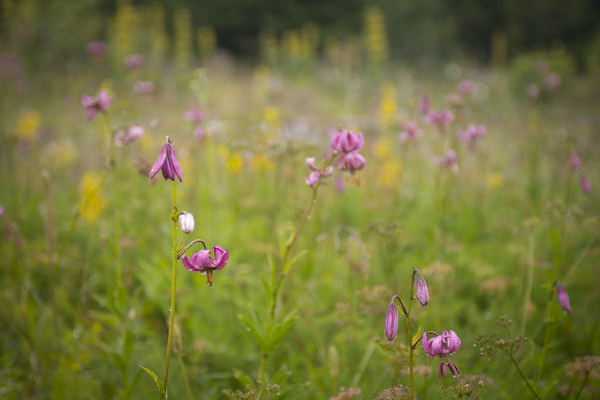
left=103, top=114, right=121, bottom=288
left=573, top=371, right=590, bottom=400
left=177, top=353, right=194, bottom=400
left=509, top=354, right=542, bottom=400
left=163, top=181, right=178, bottom=398
left=407, top=269, right=417, bottom=400
left=537, top=287, right=554, bottom=385
left=521, top=234, right=535, bottom=337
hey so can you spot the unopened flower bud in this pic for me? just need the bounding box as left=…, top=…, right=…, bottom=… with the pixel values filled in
left=178, top=212, right=195, bottom=233
left=556, top=281, right=571, bottom=314
left=416, top=273, right=429, bottom=306
left=384, top=299, right=399, bottom=341
left=438, top=362, right=447, bottom=378
left=447, top=361, right=461, bottom=377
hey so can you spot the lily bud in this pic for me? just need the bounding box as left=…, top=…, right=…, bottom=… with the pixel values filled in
left=178, top=212, right=195, bottom=234
left=384, top=299, right=399, bottom=341
left=438, top=362, right=447, bottom=378
left=556, top=281, right=571, bottom=314
left=447, top=361, right=461, bottom=377
left=415, top=273, right=429, bottom=306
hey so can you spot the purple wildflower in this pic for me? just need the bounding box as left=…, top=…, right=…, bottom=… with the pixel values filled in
left=399, top=120, right=423, bottom=142
left=125, top=54, right=145, bottom=69
left=422, top=330, right=462, bottom=378
left=87, top=41, right=106, bottom=57
left=305, top=157, right=333, bottom=187
left=330, top=129, right=364, bottom=153
left=544, top=73, right=562, bottom=90
left=571, top=151, right=581, bottom=171
left=458, top=80, right=476, bottom=96
left=526, top=84, right=540, bottom=99
left=81, top=90, right=114, bottom=121
left=181, top=245, right=229, bottom=285
left=384, top=299, right=399, bottom=341
left=425, top=109, right=454, bottom=132
left=581, top=175, right=591, bottom=194
left=194, top=126, right=206, bottom=141
left=0, top=205, right=4, bottom=216
left=338, top=151, right=366, bottom=174
left=420, top=95, right=430, bottom=115
left=437, top=150, right=459, bottom=174
left=184, top=107, right=204, bottom=124
left=458, top=124, right=486, bottom=149
left=115, top=125, right=144, bottom=147
left=149, top=137, right=183, bottom=182
left=556, top=281, right=571, bottom=314
left=415, top=272, right=429, bottom=306
left=134, top=80, right=155, bottom=95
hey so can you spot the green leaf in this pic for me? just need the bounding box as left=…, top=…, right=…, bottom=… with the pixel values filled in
left=232, top=368, right=255, bottom=390
left=282, top=249, right=308, bottom=275
left=266, top=310, right=298, bottom=352
left=239, top=311, right=266, bottom=351
left=411, top=326, right=422, bottom=349
left=139, top=365, right=164, bottom=398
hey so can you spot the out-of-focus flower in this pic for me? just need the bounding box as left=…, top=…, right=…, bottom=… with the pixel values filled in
left=374, top=138, right=391, bottom=160
left=544, top=73, right=562, bottom=90
left=251, top=153, right=275, bottom=171
left=526, top=84, right=540, bottom=99
left=447, top=94, right=464, bottom=107
left=115, top=125, right=144, bottom=147
left=380, top=160, right=401, bottom=188
left=415, top=271, right=429, bottom=306
left=422, top=330, right=462, bottom=378
left=78, top=171, right=106, bottom=222
left=305, top=157, right=334, bottom=187
left=149, top=137, right=183, bottom=182
left=338, top=151, right=366, bottom=174
left=193, top=126, right=206, bottom=141
left=15, top=110, right=40, bottom=140
left=81, top=90, right=113, bottom=121
left=181, top=245, right=229, bottom=285
left=420, top=95, right=430, bottom=115
left=335, top=176, right=345, bottom=193
left=425, top=109, right=454, bottom=131
left=399, top=120, right=423, bottom=142
left=384, top=298, right=399, bottom=341
left=264, top=105, right=280, bottom=125
left=125, top=54, right=145, bottom=69
left=87, top=41, right=106, bottom=57
left=184, top=107, right=204, bottom=124
left=226, top=152, right=243, bottom=174
left=331, top=129, right=364, bottom=153
left=0, top=205, right=4, bottom=216
left=486, top=172, right=505, bottom=189
left=437, top=150, right=459, bottom=174
left=571, top=151, right=581, bottom=171
left=0, top=53, right=21, bottom=80
left=556, top=281, right=571, bottom=314
left=134, top=80, right=155, bottom=95
left=379, top=82, right=397, bottom=127
left=458, top=80, right=476, bottom=96
left=581, top=175, right=591, bottom=194
left=458, top=124, right=486, bottom=148
left=178, top=212, right=195, bottom=233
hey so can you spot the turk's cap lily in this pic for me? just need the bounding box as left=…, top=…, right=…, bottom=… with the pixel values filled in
left=149, top=137, right=183, bottom=182
left=458, top=80, right=476, bottom=96
left=338, top=151, right=366, bottom=173
left=399, top=120, right=423, bottom=142
left=422, top=330, right=461, bottom=358
left=125, top=54, right=145, bottom=69
left=415, top=271, right=429, bottom=306
left=420, top=95, right=430, bottom=115
left=134, top=80, right=155, bottom=95
left=330, top=129, right=364, bottom=153
left=305, top=157, right=333, bottom=187
left=115, top=125, right=144, bottom=147
left=184, top=107, right=204, bottom=124
left=384, top=298, right=399, bottom=341
left=178, top=212, right=195, bottom=233
left=581, top=175, right=591, bottom=194
left=556, top=281, right=571, bottom=314
left=81, top=90, right=114, bottom=120
left=571, top=151, right=581, bottom=171
left=181, top=245, right=229, bottom=285
left=87, top=41, right=106, bottom=56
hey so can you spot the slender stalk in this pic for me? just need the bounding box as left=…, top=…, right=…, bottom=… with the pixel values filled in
left=177, top=353, right=194, bottom=400
left=537, top=287, right=554, bottom=385
left=407, top=270, right=416, bottom=400
left=521, top=234, right=535, bottom=336
left=573, top=370, right=591, bottom=400
left=163, top=181, right=178, bottom=398
left=509, top=354, right=542, bottom=400
left=103, top=114, right=121, bottom=288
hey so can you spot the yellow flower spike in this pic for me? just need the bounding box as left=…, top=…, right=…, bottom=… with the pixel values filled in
left=380, top=160, right=402, bottom=188
left=378, top=82, right=397, bottom=128
left=226, top=152, right=243, bottom=174
left=15, top=109, right=40, bottom=140
left=217, top=145, right=230, bottom=161
left=251, top=153, right=275, bottom=171
left=78, top=171, right=107, bottom=222
left=486, top=172, right=505, bottom=189
left=374, top=138, right=391, bottom=161
left=264, top=105, right=280, bottom=125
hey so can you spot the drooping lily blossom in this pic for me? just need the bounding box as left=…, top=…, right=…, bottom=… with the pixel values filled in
left=181, top=245, right=229, bottom=285
left=149, top=136, right=183, bottom=182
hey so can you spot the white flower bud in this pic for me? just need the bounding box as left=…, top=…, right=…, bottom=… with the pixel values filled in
left=178, top=212, right=195, bottom=234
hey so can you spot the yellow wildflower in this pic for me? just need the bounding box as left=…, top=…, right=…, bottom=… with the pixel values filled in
left=15, top=110, right=40, bottom=140
left=486, top=172, right=505, bottom=188
left=78, top=171, right=107, bottom=222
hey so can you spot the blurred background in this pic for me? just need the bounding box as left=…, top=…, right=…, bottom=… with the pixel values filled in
left=1, top=1, right=600, bottom=400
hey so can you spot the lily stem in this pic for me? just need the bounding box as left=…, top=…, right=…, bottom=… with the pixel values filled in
left=163, top=180, right=178, bottom=398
